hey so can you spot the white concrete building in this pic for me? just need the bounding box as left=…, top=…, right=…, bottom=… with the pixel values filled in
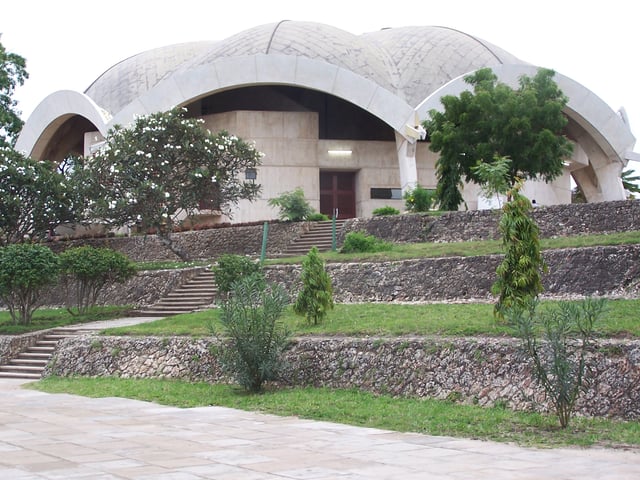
left=15, top=21, right=636, bottom=222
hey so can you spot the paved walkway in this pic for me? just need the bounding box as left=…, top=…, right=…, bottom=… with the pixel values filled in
left=0, top=379, right=638, bottom=479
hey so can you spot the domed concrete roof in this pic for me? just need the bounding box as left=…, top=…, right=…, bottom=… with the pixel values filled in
left=82, top=21, right=527, bottom=114
left=84, top=41, right=216, bottom=114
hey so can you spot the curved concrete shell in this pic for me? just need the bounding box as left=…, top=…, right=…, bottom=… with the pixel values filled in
left=16, top=21, right=636, bottom=221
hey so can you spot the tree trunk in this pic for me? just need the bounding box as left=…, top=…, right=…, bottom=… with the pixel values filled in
left=157, top=231, right=190, bottom=262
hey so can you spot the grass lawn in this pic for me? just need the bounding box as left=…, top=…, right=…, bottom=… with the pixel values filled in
left=135, top=231, right=640, bottom=269
left=101, top=298, right=640, bottom=338
left=0, top=306, right=133, bottom=334
left=30, top=377, right=640, bottom=449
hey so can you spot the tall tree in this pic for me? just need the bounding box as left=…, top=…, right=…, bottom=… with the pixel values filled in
left=426, top=68, right=573, bottom=210
left=0, top=39, right=28, bottom=147
left=85, top=107, right=262, bottom=260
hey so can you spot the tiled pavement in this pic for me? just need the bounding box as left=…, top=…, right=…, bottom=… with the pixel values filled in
left=0, top=379, right=638, bottom=479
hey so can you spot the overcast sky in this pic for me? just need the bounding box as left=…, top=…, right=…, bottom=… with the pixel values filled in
left=2, top=0, right=639, bottom=160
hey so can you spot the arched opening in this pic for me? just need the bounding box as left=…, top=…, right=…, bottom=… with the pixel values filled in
left=187, top=85, right=396, bottom=141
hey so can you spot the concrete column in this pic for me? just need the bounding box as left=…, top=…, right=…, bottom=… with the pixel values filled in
left=395, top=132, right=418, bottom=193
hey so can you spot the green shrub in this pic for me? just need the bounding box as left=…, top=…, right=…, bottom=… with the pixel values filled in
left=404, top=185, right=437, bottom=212
left=306, top=212, right=330, bottom=221
left=510, top=298, right=606, bottom=429
left=372, top=206, right=400, bottom=216
left=215, top=275, right=290, bottom=393
left=340, top=231, right=392, bottom=254
left=268, top=188, right=314, bottom=222
left=493, top=179, right=545, bottom=319
left=212, top=254, right=263, bottom=295
left=59, top=246, right=136, bottom=315
left=294, top=247, right=334, bottom=325
left=0, top=243, right=60, bottom=324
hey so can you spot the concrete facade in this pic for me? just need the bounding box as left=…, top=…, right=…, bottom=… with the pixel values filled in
left=15, top=22, right=636, bottom=222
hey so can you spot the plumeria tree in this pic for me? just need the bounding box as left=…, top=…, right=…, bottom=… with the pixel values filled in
left=86, top=107, right=262, bottom=260
left=0, top=147, right=79, bottom=245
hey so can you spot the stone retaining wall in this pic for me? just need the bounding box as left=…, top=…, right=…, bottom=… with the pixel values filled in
left=42, top=200, right=640, bottom=262
left=0, top=330, right=42, bottom=366
left=266, top=245, right=640, bottom=303
left=340, top=200, right=640, bottom=244
left=40, top=267, right=201, bottom=308
left=47, top=221, right=306, bottom=262
left=44, top=335, right=640, bottom=420
left=32, top=243, right=640, bottom=309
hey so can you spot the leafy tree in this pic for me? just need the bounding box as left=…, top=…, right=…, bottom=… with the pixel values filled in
left=212, top=254, right=263, bottom=295
left=621, top=168, right=640, bottom=198
left=215, top=275, right=290, bottom=393
left=426, top=68, right=573, bottom=210
left=59, top=246, right=136, bottom=315
left=268, top=187, right=314, bottom=221
left=0, top=148, right=79, bottom=245
left=493, top=178, right=546, bottom=318
left=0, top=243, right=59, bottom=324
left=471, top=155, right=512, bottom=208
left=510, top=297, right=606, bottom=428
left=85, top=107, right=262, bottom=260
left=294, top=246, right=334, bottom=325
left=0, top=39, right=28, bottom=147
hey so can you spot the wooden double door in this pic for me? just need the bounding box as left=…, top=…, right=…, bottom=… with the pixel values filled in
left=319, top=171, right=356, bottom=219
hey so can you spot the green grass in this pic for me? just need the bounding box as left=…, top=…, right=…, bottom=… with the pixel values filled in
left=101, top=298, right=640, bottom=338
left=264, top=230, right=640, bottom=265
left=0, top=306, right=133, bottom=334
left=29, top=377, right=640, bottom=449
left=130, top=231, right=640, bottom=269
left=136, top=259, right=211, bottom=271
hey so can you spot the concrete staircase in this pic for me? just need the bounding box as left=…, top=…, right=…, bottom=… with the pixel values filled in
left=135, top=269, right=217, bottom=317
left=282, top=220, right=346, bottom=256
left=0, top=329, right=83, bottom=380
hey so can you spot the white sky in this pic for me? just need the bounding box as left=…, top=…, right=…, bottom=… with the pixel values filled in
left=2, top=0, right=639, bottom=161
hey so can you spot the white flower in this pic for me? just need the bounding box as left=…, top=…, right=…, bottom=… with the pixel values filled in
left=136, top=150, right=145, bottom=156
left=164, top=192, right=170, bottom=198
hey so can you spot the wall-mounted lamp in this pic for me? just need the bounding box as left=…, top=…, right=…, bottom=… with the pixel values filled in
left=245, top=168, right=257, bottom=182
left=328, top=149, right=352, bottom=156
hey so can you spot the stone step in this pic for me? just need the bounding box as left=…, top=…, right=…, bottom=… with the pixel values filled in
left=161, top=291, right=214, bottom=298
left=134, top=309, right=197, bottom=317
left=9, top=357, right=48, bottom=364
left=155, top=298, right=213, bottom=307
left=17, top=352, right=51, bottom=360
left=0, top=364, right=45, bottom=373
left=0, top=371, right=41, bottom=380
left=26, top=346, right=55, bottom=353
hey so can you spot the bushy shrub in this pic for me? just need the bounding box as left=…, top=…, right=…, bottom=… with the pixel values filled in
left=59, top=246, right=136, bottom=315
left=372, top=206, right=400, bottom=216
left=268, top=188, right=314, bottom=222
left=215, top=275, right=290, bottom=393
left=0, top=243, right=59, bottom=324
left=509, top=298, right=606, bottom=428
left=404, top=185, right=437, bottom=212
left=294, top=247, right=334, bottom=325
left=306, top=212, right=330, bottom=221
left=212, top=254, right=263, bottom=295
left=340, top=231, right=392, bottom=254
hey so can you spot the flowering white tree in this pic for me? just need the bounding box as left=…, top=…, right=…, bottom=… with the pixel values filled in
left=0, top=147, right=78, bottom=245
left=86, top=108, right=262, bottom=260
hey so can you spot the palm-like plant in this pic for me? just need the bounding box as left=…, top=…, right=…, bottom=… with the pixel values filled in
left=621, top=168, right=640, bottom=198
